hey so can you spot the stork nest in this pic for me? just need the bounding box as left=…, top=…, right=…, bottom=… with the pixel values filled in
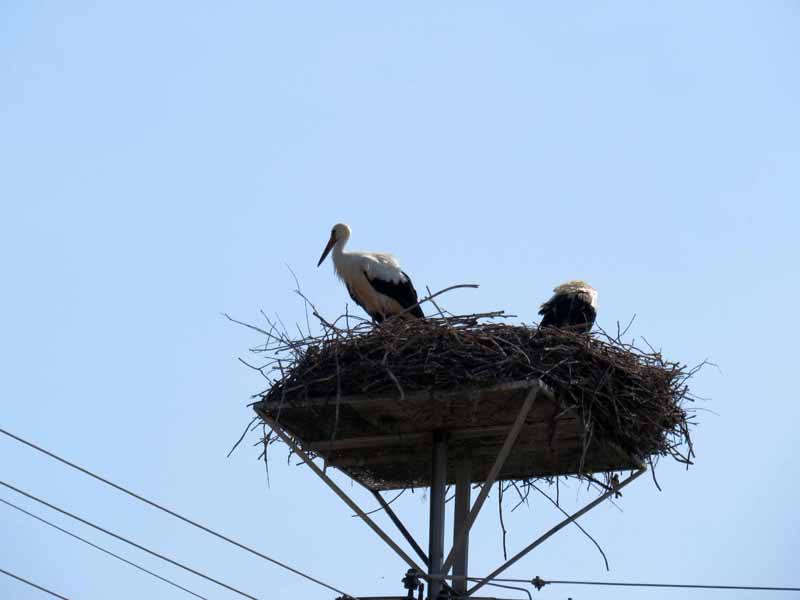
left=245, top=309, right=697, bottom=473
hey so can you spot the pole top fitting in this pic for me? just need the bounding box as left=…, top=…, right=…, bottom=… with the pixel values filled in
left=402, top=569, right=419, bottom=587
left=402, top=569, right=422, bottom=597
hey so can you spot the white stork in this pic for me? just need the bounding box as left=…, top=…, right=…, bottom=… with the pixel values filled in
left=317, top=223, right=424, bottom=323
left=538, top=280, right=598, bottom=334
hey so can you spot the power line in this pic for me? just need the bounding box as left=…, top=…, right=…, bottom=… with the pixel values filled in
left=541, top=579, right=800, bottom=592
left=488, top=576, right=800, bottom=593
left=0, top=566, right=71, bottom=600
left=14, top=428, right=794, bottom=598
left=0, top=496, right=210, bottom=600
left=0, top=427, right=352, bottom=598
left=0, top=478, right=260, bottom=600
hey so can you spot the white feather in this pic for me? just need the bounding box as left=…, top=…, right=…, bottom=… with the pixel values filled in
left=553, top=280, right=598, bottom=309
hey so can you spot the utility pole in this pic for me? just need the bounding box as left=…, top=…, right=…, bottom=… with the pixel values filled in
left=427, top=431, right=447, bottom=600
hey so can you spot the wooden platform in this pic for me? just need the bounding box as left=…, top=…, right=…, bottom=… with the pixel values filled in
left=253, top=380, right=642, bottom=491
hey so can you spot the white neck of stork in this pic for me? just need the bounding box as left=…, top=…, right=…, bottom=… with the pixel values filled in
left=331, top=231, right=349, bottom=262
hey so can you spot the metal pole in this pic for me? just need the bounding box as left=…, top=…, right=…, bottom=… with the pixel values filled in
left=466, top=467, right=647, bottom=597
left=369, top=490, right=429, bottom=566
left=428, top=431, right=448, bottom=600
left=257, top=410, right=427, bottom=577
left=441, top=383, right=544, bottom=575
left=452, top=455, right=472, bottom=594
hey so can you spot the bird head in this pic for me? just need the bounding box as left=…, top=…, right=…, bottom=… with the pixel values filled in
left=554, top=280, right=598, bottom=309
left=317, top=223, right=351, bottom=267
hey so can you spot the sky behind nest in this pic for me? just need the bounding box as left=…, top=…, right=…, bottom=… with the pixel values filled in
left=1, top=2, right=798, bottom=600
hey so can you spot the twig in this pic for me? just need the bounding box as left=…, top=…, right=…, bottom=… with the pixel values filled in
left=389, top=283, right=479, bottom=321
left=531, top=484, right=609, bottom=571
left=425, top=286, right=447, bottom=319
left=352, top=489, right=406, bottom=517
left=227, top=416, right=259, bottom=458
left=498, top=482, right=508, bottom=561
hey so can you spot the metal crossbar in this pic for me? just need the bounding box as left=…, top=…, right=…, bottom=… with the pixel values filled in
left=368, top=490, right=428, bottom=566
left=257, top=410, right=427, bottom=578
left=465, top=467, right=647, bottom=597
left=441, top=383, right=545, bottom=575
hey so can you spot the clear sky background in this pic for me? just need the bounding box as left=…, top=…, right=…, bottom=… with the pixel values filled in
left=1, top=2, right=799, bottom=599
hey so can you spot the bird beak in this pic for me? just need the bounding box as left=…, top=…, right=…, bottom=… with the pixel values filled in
left=317, top=234, right=336, bottom=267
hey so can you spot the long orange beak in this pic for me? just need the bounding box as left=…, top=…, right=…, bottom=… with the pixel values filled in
left=317, top=235, right=336, bottom=267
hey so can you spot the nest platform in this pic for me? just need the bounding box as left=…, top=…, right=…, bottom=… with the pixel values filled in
left=254, top=379, right=641, bottom=491
left=242, top=310, right=697, bottom=599
left=250, top=314, right=694, bottom=492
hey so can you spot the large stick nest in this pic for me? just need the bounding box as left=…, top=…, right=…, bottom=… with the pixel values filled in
left=251, top=309, right=697, bottom=472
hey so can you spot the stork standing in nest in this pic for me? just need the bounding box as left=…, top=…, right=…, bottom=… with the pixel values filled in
left=317, top=223, right=424, bottom=323
left=538, top=280, right=598, bottom=333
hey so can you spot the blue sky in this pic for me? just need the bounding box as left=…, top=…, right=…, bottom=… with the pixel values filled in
left=1, top=2, right=799, bottom=599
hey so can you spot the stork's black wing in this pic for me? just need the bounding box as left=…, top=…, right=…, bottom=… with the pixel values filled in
left=538, top=294, right=568, bottom=327
left=539, top=293, right=595, bottom=333
left=366, top=270, right=424, bottom=319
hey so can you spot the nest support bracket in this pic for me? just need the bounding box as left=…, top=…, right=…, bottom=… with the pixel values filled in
left=258, top=410, right=428, bottom=578
left=441, top=384, right=542, bottom=582
left=462, top=465, right=646, bottom=597
left=257, top=381, right=647, bottom=599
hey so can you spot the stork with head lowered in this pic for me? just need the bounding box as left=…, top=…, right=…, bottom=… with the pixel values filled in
left=538, top=280, right=598, bottom=334
left=317, top=223, right=424, bottom=323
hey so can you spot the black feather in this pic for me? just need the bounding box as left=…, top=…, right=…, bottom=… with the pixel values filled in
left=539, top=292, right=596, bottom=333
left=366, top=270, right=424, bottom=320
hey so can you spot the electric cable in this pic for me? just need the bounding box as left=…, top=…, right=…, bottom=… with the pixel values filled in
left=0, top=427, right=352, bottom=598
left=13, top=428, right=792, bottom=597
left=0, top=566, right=71, bottom=600
left=539, top=578, right=800, bottom=592
left=0, top=478, right=261, bottom=600
left=0, top=496, right=210, bottom=600
left=488, top=575, right=800, bottom=593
